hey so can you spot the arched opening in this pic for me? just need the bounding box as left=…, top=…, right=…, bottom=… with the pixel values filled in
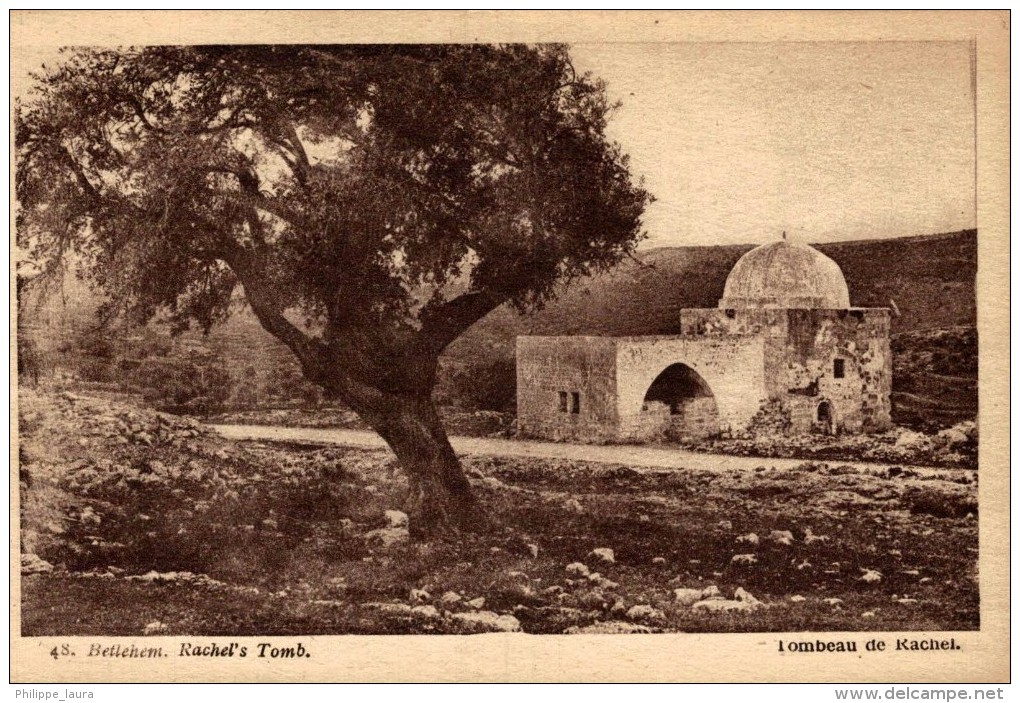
left=642, top=363, right=719, bottom=439
left=816, top=400, right=834, bottom=435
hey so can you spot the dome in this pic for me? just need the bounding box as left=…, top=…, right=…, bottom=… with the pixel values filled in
left=719, top=239, right=850, bottom=309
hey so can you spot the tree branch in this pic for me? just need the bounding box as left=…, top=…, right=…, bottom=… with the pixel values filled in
left=226, top=249, right=323, bottom=370
left=418, top=289, right=506, bottom=355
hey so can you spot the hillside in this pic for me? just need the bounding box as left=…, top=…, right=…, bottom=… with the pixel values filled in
left=447, top=229, right=976, bottom=350
left=23, top=230, right=977, bottom=428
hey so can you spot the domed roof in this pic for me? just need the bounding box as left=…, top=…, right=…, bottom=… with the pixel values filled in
left=719, top=239, right=850, bottom=309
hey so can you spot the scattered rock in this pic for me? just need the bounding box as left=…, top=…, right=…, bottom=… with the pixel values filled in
left=440, top=591, right=462, bottom=605
left=674, top=588, right=704, bottom=606
left=823, top=598, right=844, bottom=606
left=562, top=498, right=584, bottom=514
left=718, top=520, right=733, bottom=530
left=526, top=543, right=540, bottom=559
left=45, top=521, right=66, bottom=535
left=364, top=526, right=410, bottom=548
left=651, top=557, right=667, bottom=566
left=466, top=597, right=486, bottom=609
left=79, top=506, right=101, bottom=527
left=701, top=585, right=722, bottom=599
left=804, top=528, right=830, bottom=544
left=409, top=588, right=430, bottom=602
left=734, top=587, right=761, bottom=605
left=790, top=595, right=807, bottom=603
left=859, top=569, right=883, bottom=584
left=626, top=604, right=664, bottom=622
left=411, top=605, right=441, bottom=619
left=143, top=621, right=169, bottom=635
left=364, top=602, right=415, bottom=616
left=21, top=553, right=54, bottom=575
left=542, top=586, right=564, bottom=596
left=384, top=510, right=409, bottom=528
left=731, top=553, right=758, bottom=566
left=565, top=562, right=590, bottom=577
left=589, top=547, right=615, bottom=564
left=736, top=532, right=760, bottom=546
left=589, top=574, right=619, bottom=590
left=451, top=611, right=521, bottom=633
left=862, top=611, right=876, bottom=618
left=692, top=598, right=753, bottom=613
left=894, top=430, right=932, bottom=451
left=479, top=476, right=506, bottom=490
left=937, top=426, right=970, bottom=448
left=565, top=621, right=653, bottom=634
left=768, top=530, right=795, bottom=546
left=261, top=517, right=278, bottom=530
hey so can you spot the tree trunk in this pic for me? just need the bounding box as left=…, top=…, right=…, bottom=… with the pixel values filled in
left=364, top=393, right=480, bottom=541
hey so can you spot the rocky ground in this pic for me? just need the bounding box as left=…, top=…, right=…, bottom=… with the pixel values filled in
left=674, top=422, right=978, bottom=470
left=211, top=405, right=976, bottom=469
left=210, top=405, right=514, bottom=439
left=19, top=388, right=978, bottom=635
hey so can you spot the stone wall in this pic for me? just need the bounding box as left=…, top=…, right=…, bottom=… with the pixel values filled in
left=666, top=396, right=719, bottom=440
left=615, top=335, right=768, bottom=441
left=669, top=307, right=892, bottom=435
left=779, top=308, right=892, bottom=433
left=515, top=336, right=619, bottom=442
left=516, top=307, right=891, bottom=442
left=758, top=308, right=892, bottom=434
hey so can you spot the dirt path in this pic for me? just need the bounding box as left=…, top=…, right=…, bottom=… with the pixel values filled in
left=211, top=423, right=963, bottom=477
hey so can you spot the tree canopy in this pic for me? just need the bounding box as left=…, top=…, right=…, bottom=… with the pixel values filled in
left=16, top=44, right=651, bottom=536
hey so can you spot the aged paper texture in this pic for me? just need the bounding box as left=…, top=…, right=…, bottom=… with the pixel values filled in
left=10, top=10, right=1009, bottom=683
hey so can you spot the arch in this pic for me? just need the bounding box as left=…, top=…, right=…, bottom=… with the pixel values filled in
left=816, top=400, right=834, bottom=435
left=642, top=363, right=719, bottom=439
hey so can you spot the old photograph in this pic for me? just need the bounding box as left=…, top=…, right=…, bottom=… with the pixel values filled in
left=10, top=11, right=1009, bottom=684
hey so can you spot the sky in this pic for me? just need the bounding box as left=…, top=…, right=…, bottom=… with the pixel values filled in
left=570, top=42, right=976, bottom=248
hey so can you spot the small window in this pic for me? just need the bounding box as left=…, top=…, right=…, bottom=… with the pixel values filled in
left=833, top=358, right=845, bottom=379
left=570, top=391, right=581, bottom=414
left=558, top=391, right=568, bottom=412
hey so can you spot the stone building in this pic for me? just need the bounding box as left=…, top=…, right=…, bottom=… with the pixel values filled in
left=516, top=239, right=892, bottom=442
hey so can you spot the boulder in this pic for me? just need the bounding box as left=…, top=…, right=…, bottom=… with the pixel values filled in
left=21, top=553, right=53, bottom=575
left=411, top=605, right=441, bottom=619
left=589, top=547, right=615, bottom=564
left=143, top=621, right=169, bottom=635
left=734, top=587, right=762, bottom=606
left=673, top=588, right=704, bottom=606
left=692, top=598, right=754, bottom=613
left=768, top=530, right=795, bottom=546
left=364, top=526, right=410, bottom=548
left=565, top=562, right=590, bottom=577
left=440, top=591, right=462, bottom=605
left=384, top=510, right=409, bottom=528
left=626, top=604, right=664, bottom=622
left=701, top=585, right=722, bottom=599
left=451, top=611, right=522, bottom=633
left=859, top=569, right=883, bottom=584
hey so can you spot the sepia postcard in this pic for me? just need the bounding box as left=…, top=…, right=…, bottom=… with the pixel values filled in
left=10, top=10, right=1010, bottom=683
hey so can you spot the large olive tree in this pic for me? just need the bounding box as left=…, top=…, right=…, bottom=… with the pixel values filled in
left=16, top=44, right=650, bottom=538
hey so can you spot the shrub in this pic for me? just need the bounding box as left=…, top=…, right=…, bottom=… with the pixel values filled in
left=132, top=357, right=232, bottom=414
